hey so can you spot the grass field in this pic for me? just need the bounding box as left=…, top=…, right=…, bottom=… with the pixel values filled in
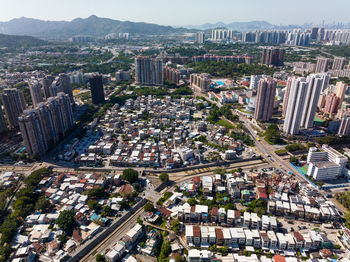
left=217, top=119, right=235, bottom=129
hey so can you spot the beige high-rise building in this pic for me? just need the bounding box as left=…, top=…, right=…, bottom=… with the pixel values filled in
left=19, top=92, right=74, bottom=157
left=315, top=57, right=329, bottom=73
left=0, top=88, right=26, bottom=129
left=135, top=56, right=164, bottom=86
left=323, top=93, right=339, bottom=115
left=254, top=77, right=277, bottom=122
left=282, top=76, right=296, bottom=117
left=19, top=109, right=48, bottom=157
left=190, top=73, right=211, bottom=93
left=29, top=80, right=43, bottom=107
left=332, top=57, right=346, bottom=70
left=334, top=81, right=347, bottom=109
left=318, top=93, right=327, bottom=109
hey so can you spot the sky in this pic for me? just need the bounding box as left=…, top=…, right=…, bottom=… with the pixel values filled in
left=0, top=0, right=349, bottom=26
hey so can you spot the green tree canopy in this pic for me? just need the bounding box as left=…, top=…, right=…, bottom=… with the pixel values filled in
left=187, top=198, right=197, bottom=206
left=144, top=202, right=155, bottom=212
left=159, top=172, right=169, bottom=184
left=122, top=169, right=139, bottom=184
left=87, top=187, right=109, bottom=199
left=87, top=200, right=102, bottom=212
left=56, top=210, right=76, bottom=235
left=35, top=196, right=52, bottom=213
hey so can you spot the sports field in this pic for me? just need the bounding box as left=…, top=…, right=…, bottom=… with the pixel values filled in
left=294, top=163, right=309, bottom=175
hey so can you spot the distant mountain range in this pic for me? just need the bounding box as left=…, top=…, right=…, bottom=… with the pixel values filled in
left=183, top=21, right=276, bottom=31
left=0, top=16, right=344, bottom=40
left=0, top=33, right=47, bottom=48
left=0, top=15, right=195, bottom=38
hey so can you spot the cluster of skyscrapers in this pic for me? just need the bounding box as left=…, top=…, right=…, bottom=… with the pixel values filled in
left=211, top=29, right=234, bottom=41
left=242, top=30, right=310, bottom=46
left=0, top=73, right=76, bottom=157
left=241, top=28, right=350, bottom=46
left=19, top=92, right=74, bottom=157
left=311, top=27, right=350, bottom=45
left=283, top=74, right=330, bottom=135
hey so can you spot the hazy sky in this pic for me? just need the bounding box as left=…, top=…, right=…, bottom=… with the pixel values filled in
left=0, top=0, right=349, bottom=26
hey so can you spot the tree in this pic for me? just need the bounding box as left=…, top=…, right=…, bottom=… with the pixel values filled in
left=137, top=215, right=143, bottom=225
left=101, top=206, right=113, bottom=217
left=0, top=246, right=12, bottom=262
left=87, top=200, right=102, bottom=212
left=96, top=254, right=106, bottom=262
left=159, top=172, right=169, bottom=184
left=170, top=219, right=181, bottom=234
left=246, top=199, right=267, bottom=217
left=122, top=168, right=139, bottom=183
left=290, top=156, right=299, bottom=164
left=144, top=202, right=155, bottom=212
left=86, top=187, right=109, bottom=199
left=0, top=218, right=18, bottom=244
left=187, top=198, right=197, bottom=206
left=56, top=210, right=76, bottom=235
left=57, top=234, right=68, bottom=243
left=159, top=240, right=171, bottom=261
left=264, top=124, right=281, bottom=144
left=35, top=196, right=52, bottom=212
left=286, top=143, right=306, bottom=153
left=132, top=183, right=141, bottom=192
left=24, top=167, right=52, bottom=188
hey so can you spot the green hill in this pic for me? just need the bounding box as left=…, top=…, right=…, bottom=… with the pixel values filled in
left=0, top=15, right=195, bottom=38
left=0, top=34, right=47, bottom=48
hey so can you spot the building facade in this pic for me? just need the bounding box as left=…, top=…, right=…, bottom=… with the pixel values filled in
left=89, top=74, right=105, bottom=104
left=190, top=73, right=211, bottom=93
left=19, top=92, right=74, bottom=157
left=135, top=56, right=164, bottom=86
left=283, top=78, right=308, bottom=135
left=254, top=77, right=277, bottom=122
left=1, top=88, right=26, bottom=129
left=315, top=57, right=329, bottom=73
left=29, top=80, right=44, bottom=107
left=261, top=47, right=285, bottom=66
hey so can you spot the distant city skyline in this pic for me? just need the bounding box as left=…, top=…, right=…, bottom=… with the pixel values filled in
left=0, top=0, right=350, bottom=26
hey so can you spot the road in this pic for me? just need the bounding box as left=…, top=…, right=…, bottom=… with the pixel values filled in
left=195, top=91, right=348, bottom=213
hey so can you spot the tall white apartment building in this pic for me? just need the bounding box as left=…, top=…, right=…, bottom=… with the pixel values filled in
left=300, top=74, right=327, bottom=129
left=283, top=77, right=308, bottom=135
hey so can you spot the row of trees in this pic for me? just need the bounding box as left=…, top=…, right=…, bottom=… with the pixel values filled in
left=0, top=167, right=53, bottom=261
